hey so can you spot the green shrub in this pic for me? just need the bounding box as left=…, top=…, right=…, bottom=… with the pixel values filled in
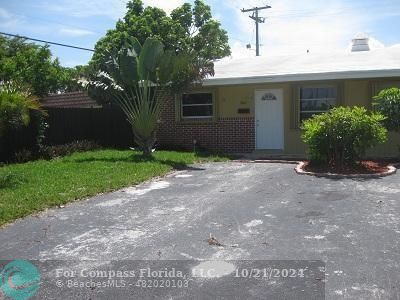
left=14, top=149, right=34, bottom=163
left=301, top=106, right=387, bottom=166
left=372, top=87, right=400, bottom=131
left=40, top=140, right=100, bottom=160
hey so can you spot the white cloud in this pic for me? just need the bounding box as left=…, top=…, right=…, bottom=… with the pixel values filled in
left=59, top=28, right=94, bottom=37
left=222, top=0, right=393, bottom=58
left=367, top=37, right=385, bottom=50
left=40, top=0, right=185, bottom=19
left=0, top=7, right=23, bottom=28
left=143, top=0, right=184, bottom=14
left=228, top=42, right=254, bottom=59
left=0, top=7, right=11, bottom=19
left=0, top=9, right=67, bottom=36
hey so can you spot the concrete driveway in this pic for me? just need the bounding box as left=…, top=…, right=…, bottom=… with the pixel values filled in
left=0, top=162, right=399, bottom=299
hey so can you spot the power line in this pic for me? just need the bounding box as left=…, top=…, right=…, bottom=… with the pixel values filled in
left=0, top=32, right=95, bottom=52
left=229, top=0, right=398, bottom=20
left=264, top=2, right=399, bottom=19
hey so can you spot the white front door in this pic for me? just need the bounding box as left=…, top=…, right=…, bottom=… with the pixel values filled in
left=255, top=89, right=284, bottom=150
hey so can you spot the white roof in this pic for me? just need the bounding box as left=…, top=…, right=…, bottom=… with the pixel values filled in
left=203, top=46, right=400, bottom=86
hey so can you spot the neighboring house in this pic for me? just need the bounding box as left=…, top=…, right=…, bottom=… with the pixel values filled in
left=157, top=36, right=400, bottom=156
left=42, top=91, right=101, bottom=109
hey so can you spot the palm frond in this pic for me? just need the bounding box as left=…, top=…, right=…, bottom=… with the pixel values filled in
left=0, top=81, right=46, bottom=136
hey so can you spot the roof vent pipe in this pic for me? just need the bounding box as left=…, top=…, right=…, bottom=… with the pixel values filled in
left=351, top=33, right=370, bottom=52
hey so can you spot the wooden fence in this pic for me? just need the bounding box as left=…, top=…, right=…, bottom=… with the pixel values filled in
left=0, top=107, right=133, bottom=161
left=45, top=107, right=132, bottom=147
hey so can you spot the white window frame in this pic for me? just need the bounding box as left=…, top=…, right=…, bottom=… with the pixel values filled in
left=299, top=85, right=337, bottom=121
left=181, top=91, right=214, bottom=119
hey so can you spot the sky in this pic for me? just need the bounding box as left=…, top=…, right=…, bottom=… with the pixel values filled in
left=0, top=0, right=400, bottom=67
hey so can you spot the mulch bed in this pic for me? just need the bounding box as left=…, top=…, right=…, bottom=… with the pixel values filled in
left=303, top=161, right=392, bottom=175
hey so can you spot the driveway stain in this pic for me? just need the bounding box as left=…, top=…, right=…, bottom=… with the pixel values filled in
left=296, top=211, right=324, bottom=218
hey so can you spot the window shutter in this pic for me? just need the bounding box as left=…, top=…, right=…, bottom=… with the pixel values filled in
left=368, top=82, right=379, bottom=109
left=290, top=85, right=300, bottom=129
left=336, top=82, right=345, bottom=106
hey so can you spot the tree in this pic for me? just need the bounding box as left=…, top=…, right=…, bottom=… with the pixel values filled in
left=87, top=37, right=212, bottom=155
left=372, top=87, right=400, bottom=132
left=0, top=82, right=46, bottom=137
left=59, top=65, right=94, bottom=93
left=0, top=36, right=84, bottom=97
left=90, top=0, right=230, bottom=69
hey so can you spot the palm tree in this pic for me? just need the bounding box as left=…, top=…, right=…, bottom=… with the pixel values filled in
left=87, top=37, right=214, bottom=156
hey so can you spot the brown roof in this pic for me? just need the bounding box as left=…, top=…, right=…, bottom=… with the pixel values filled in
left=41, top=91, right=102, bottom=108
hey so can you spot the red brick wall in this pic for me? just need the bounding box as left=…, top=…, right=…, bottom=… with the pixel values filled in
left=157, top=96, right=255, bottom=153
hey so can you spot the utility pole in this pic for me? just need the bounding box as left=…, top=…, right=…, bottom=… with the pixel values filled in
left=241, top=5, right=271, bottom=56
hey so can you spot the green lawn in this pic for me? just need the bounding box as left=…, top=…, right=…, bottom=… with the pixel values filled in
left=0, top=149, right=229, bottom=226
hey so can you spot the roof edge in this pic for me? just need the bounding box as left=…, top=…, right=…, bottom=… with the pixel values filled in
left=202, top=69, right=400, bottom=86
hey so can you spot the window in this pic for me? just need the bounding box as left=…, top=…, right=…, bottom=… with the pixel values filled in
left=181, top=92, right=213, bottom=119
left=261, top=92, right=277, bottom=101
left=300, top=86, right=337, bottom=121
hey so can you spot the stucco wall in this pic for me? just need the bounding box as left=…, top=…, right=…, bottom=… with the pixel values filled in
left=214, top=78, right=400, bottom=156
left=344, top=80, right=370, bottom=107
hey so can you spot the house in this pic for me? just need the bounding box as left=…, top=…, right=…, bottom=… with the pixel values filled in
left=157, top=36, right=400, bottom=157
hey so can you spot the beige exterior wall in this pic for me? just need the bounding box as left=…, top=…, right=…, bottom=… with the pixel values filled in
left=344, top=80, right=370, bottom=107
left=211, top=77, right=400, bottom=156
